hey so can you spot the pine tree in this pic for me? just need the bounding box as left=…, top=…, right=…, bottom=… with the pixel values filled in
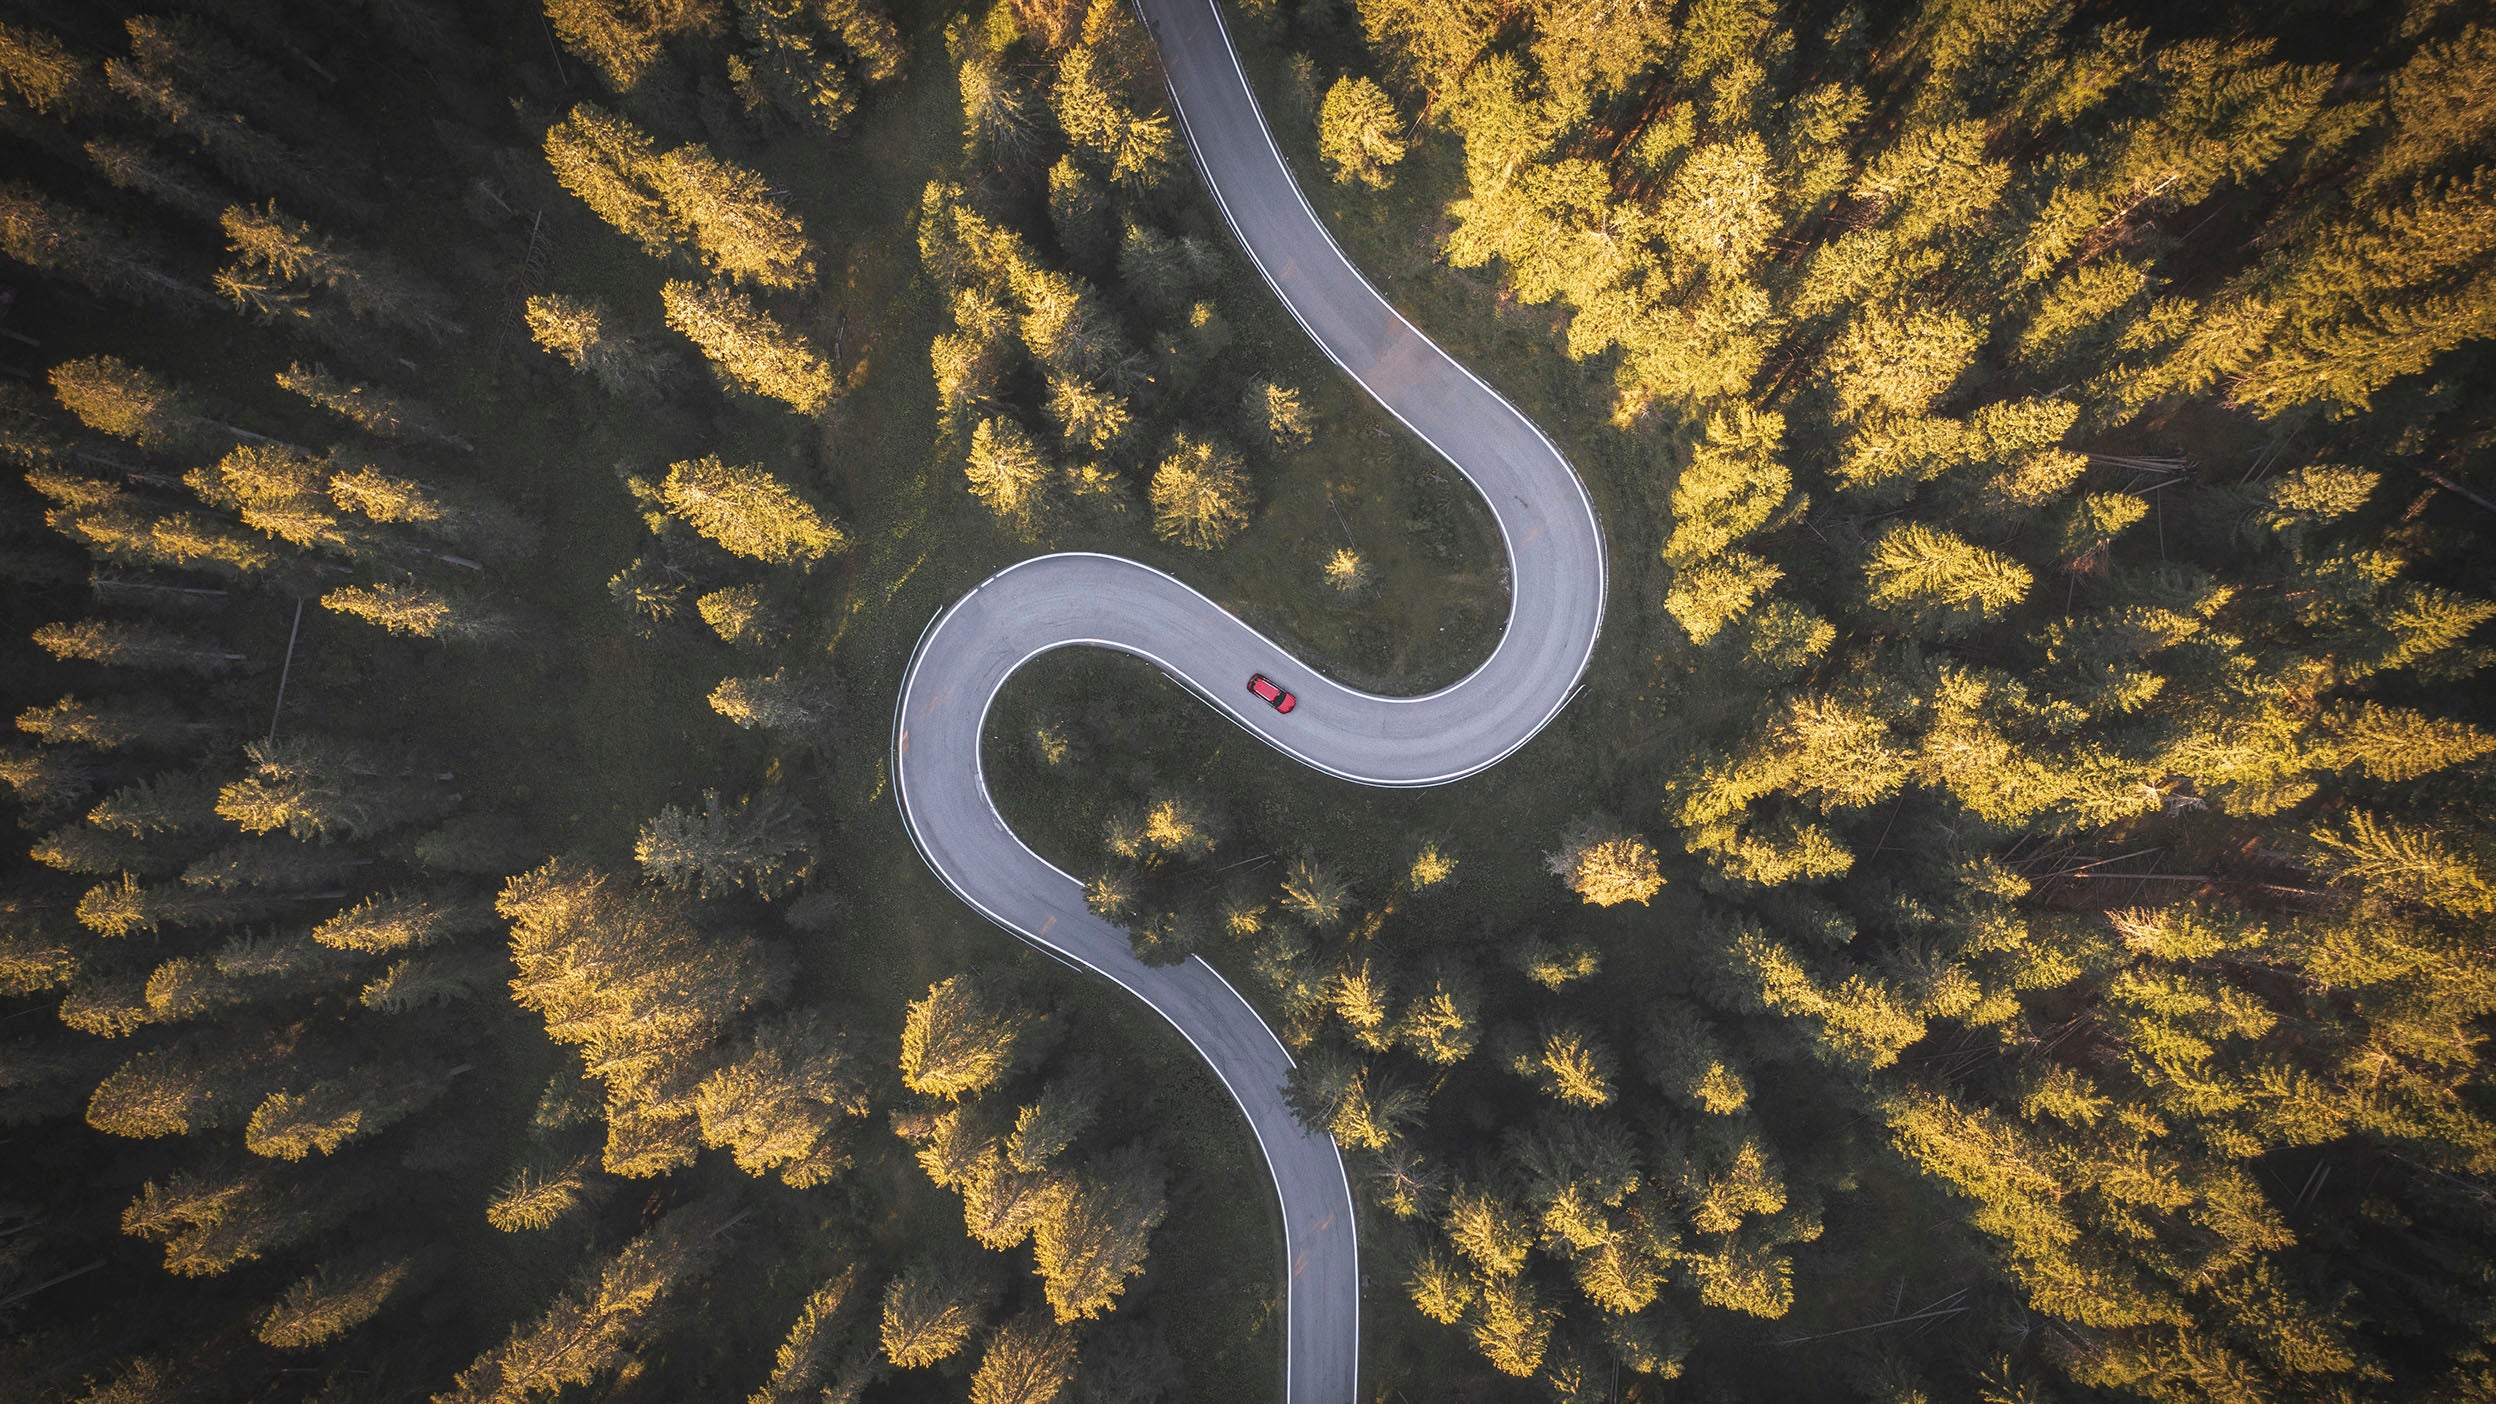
left=881, top=1255, right=990, bottom=1368
left=960, top=51, right=1041, bottom=163
left=15, top=694, right=199, bottom=752
left=1318, top=75, right=1407, bottom=187
left=101, top=49, right=337, bottom=215
left=546, top=103, right=816, bottom=288
left=0, top=21, right=87, bottom=115
left=217, top=202, right=462, bottom=341
left=659, top=454, right=843, bottom=564
left=1278, top=853, right=1353, bottom=926
left=34, top=619, right=244, bottom=675
left=121, top=1165, right=357, bottom=1278
left=525, top=293, right=673, bottom=395
left=541, top=0, right=712, bottom=93
left=321, top=583, right=514, bottom=644
left=900, top=974, right=1030, bottom=1100
left=634, top=787, right=815, bottom=896
left=969, top=1312, right=1079, bottom=1404
left=275, top=363, right=470, bottom=450
left=1522, top=1022, right=1617, bottom=1106
left=1042, top=374, right=1130, bottom=452
left=1148, top=435, right=1252, bottom=549
left=708, top=667, right=839, bottom=741
left=693, top=1009, right=870, bottom=1185
left=47, top=356, right=232, bottom=456
left=694, top=585, right=783, bottom=648
left=661, top=281, right=839, bottom=414
left=1861, top=522, right=2033, bottom=636
left=256, top=1253, right=415, bottom=1349
left=966, top=416, right=1056, bottom=528
left=2301, top=811, right=2493, bottom=918
left=1046, top=156, right=1111, bottom=268
left=1029, top=1145, right=1166, bottom=1320
left=0, top=184, right=210, bottom=311
left=1545, top=819, right=1664, bottom=906
left=244, top=1064, right=448, bottom=1160
left=2323, top=702, right=2495, bottom=781
left=485, top=1158, right=595, bottom=1232
left=1240, top=380, right=1313, bottom=453
left=440, top=1196, right=744, bottom=1401
left=215, top=736, right=447, bottom=842
left=729, top=0, right=860, bottom=134
left=1051, top=48, right=1174, bottom=191
left=86, top=1040, right=262, bottom=1139
left=749, top=1266, right=863, bottom=1403
left=501, top=861, right=791, bottom=1176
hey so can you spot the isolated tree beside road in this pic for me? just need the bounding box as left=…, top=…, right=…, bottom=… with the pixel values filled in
left=1149, top=435, right=1252, bottom=549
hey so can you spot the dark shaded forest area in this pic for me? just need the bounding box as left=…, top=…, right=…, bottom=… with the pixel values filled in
left=0, top=0, right=2491, bottom=1401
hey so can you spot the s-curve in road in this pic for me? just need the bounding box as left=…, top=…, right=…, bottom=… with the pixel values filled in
left=892, top=0, right=1607, bottom=1398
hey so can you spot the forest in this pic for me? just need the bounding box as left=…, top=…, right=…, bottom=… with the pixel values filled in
left=0, top=0, right=2491, bottom=1401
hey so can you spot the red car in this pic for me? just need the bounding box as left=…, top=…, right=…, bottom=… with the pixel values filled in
left=1247, top=673, right=1297, bottom=714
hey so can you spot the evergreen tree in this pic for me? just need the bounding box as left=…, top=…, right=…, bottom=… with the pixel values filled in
left=275, top=363, right=471, bottom=451
left=900, top=975, right=1031, bottom=1100
left=881, top=1254, right=991, bottom=1368
left=1029, top=1144, right=1165, bottom=1320
left=485, top=1159, right=596, bottom=1233
left=708, top=667, right=839, bottom=741
left=1148, top=435, right=1251, bottom=549
left=1240, top=380, right=1313, bottom=453
left=321, top=583, right=515, bottom=644
left=1046, top=156, right=1112, bottom=268
left=526, top=293, right=674, bottom=395
left=966, top=416, right=1057, bottom=528
left=256, top=1253, right=416, bottom=1349
left=244, top=1063, right=449, bottom=1159
left=969, top=1312, right=1079, bottom=1404
left=47, top=356, right=234, bottom=456
left=541, top=0, right=714, bottom=93
left=634, top=788, right=814, bottom=896
left=661, top=281, right=840, bottom=414
left=215, top=736, right=448, bottom=842
left=217, top=202, right=462, bottom=340
left=693, top=1008, right=870, bottom=1185
left=34, top=619, right=245, bottom=675
left=749, top=1266, right=864, bottom=1403
left=1318, top=75, right=1407, bottom=188
left=500, top=859, right=792, bottom=1175
left=1545, top=819, right=1664, bottom=907
left=0, top=20, right=87, bottom=115
left=1861, top=522, right=2033, bottom=636
left=658, top=455, right=844, bottom=564
left=440, top=1196, right=745, bottom=1401
left=545, top=103, right=817, bottom=289
left=0, top=183, right=210, bottom=311
left=1051, top=47, right=1173, bottom=192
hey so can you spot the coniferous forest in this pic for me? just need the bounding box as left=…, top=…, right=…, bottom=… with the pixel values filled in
left=0, top=0, right=2492, bottom=1400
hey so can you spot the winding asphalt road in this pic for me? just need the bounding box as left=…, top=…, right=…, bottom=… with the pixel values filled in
left=890, top=1, right=1607, bottom=1398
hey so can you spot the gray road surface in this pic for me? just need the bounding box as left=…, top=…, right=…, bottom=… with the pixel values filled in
left=891, top=0, right=1608, bottom=1397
